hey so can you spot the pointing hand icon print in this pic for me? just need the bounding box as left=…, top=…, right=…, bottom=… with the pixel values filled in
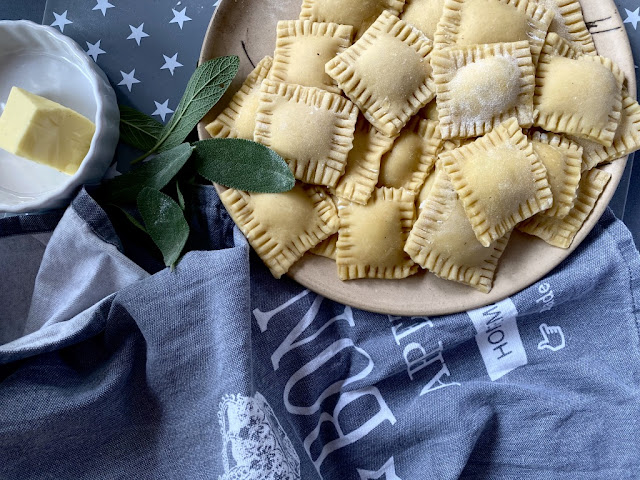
left=537, top=323, right=566, bottom=352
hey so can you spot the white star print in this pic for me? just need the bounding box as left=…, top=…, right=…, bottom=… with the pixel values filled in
left=118, top=69, right=140, bottom=92
left=170, top=7, right=192, bottom=30
left=127, top=23, right=149, bottom=46
left=92, top=0, right=115, bottom=16
left=161, top=53, right=184, bottom=75
left=152, top=100, right=174, bottom=122
left=213, top=0, right=222, bottom=6
left=357, top=457, right=402, bottom=480
left=624, top=8, right=640, bottom=30
left=51, top=11, right=73, bottom=33
left=85, top=40, right=106, bottom=62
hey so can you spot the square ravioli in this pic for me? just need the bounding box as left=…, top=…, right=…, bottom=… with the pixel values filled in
left=405, top=169, right=510, bottom=293
left=529, top=131, right=582, bottom=219
left=300, top=0, right=406, bottom=38
left=255, top=79, right=358, bottom=188
left=434, top=0, right=554, bottom=65
left=219, top=184, right=339, bottom=278
left=378, top=118, right=441, bottom=192
left=432, top=41, right=535, bottom=139
left=401, top=0, right=446, bottom=39
left=518, top=168, right=611, bottom=248
left=270, top=20, right=353, bottom=94
left=337, top=187, right=418, bottom=280
left=569, top=89, right=640, bottom=171
left=537, top=0, right=596, bottom=55
left=205, top=56, right=272, bottom=139
left=326, top=11, right=435, bottom=137
left=332, top=116, right=395, bottom=205
left=534, top=33, right=625, bottom=147
left=440, top=118, right=553, bottom=247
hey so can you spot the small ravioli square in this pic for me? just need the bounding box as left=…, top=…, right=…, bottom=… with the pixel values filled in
left=255, top=80, right=358, bottom=187
left=529, top=130, right=582, bottom=219
left=440, top=118, right=553, bottom=247
left=300, top=0, right=406, bottom=38
left=332, top=116, right=395, bottom=205
left=537, top=0, right=596, bottom=55
left=518, top=168, right=611, bottom=248
left=220, top=184, right=339, bottom=278
left=270, top=20, right=353, bottom=94
left=337, top=187, right=418, bottom=280
left=432, top=41, right=535, bottom=139
left=405, top=169, right=510, bottom=293
left=434, top=0, right=554, bottom=65
left=401, top=0, right=446, bottom=39
left=378, top=118, right=441, bottom=192
left=569, top=89, right=640, bottom=171
left=326, top=11, right=435, bottom=137
left=534, top=33, right=625, bottom=147
left=205, top=56, right=272, bottom=140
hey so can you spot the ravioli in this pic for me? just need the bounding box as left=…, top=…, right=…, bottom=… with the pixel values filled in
left=440, top=118, right=553, bottom=247
left=205, top=56, right=273, bottom=140
left=326, top=11, right=436, bottom=137
left=433, top=41, right=535, bottom=139
left=255, top=79, right=358, bottom=187
left=220, top=184, right=339, bottom=278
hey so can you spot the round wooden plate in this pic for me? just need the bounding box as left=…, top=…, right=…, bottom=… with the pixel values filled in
left=198, top=0, right=636, bottom=317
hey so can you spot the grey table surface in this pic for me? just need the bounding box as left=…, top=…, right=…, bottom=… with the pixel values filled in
left=1, top=0, right=639, bottom=247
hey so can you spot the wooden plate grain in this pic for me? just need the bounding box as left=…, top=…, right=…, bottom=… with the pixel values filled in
left=198, top=0, right=636, bottom=316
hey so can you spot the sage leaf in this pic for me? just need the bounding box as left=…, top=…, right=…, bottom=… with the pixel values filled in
left=119, top=105, right=164, bottom=152
left=137, top=187, right=190, bottom=269
left=193, top=138, right=295, bottom=193
left=110, top=205, right=147, bottom=233
left=155, top=56, right=239, bottom=153
left=176, top=180, right=185, bottom=210
left=102, top=143, right=194, bottom=203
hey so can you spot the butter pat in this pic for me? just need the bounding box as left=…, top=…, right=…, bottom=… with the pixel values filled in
left=0, top=87, right=95, bottom=175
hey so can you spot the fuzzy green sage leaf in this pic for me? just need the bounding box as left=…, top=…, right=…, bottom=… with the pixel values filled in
left=119, top=105, right=163, bottom=152
left=137, top=187, right=190, bottom=269
left=102, top=143, right=194, bottom=203
left=152, top=56, right=239, bottom=155
left=193, top=138, right=295, bottom=193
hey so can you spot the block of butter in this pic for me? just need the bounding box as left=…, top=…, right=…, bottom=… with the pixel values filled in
left=0, top=87, right=96, bottom=175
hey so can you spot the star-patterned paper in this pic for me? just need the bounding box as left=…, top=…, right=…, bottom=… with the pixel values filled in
left=44, top=0, right=214, bottom=127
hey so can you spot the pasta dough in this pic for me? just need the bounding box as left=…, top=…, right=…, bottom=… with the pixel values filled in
left=337, top=187, right=418, bottom=280
left=255, top=79, right=358, bottom=187
left=326, top=11, right=435, bottom=137
left=433, top=41, right=535, bottom=139
left=440, top=118, right=553, bottom=247
left=220, top=184, right=339, bottom=278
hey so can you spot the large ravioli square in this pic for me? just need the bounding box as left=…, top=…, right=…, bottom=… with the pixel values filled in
left=255, top=80, right=358, bottom=187
left=440, top=118, right=553, bottom=247
left=326, top=11, right=435, bottom=137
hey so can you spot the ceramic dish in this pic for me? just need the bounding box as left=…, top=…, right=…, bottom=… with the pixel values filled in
left=0, top=20, right=119, bottom=214
left=198, top=0, right=636, bottom=316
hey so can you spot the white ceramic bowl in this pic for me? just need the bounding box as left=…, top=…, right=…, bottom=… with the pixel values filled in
left=0, top=20, right=119, bottom=214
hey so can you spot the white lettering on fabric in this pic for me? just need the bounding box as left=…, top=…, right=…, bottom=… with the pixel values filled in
left=535, top=282, right=556, bottom=313
left=467, top=298, right=528, bottom=381
left=303, top=387, right=397, bottom=472
left=254, top=292, right=396, bottom=478
left=389, top=316, right=433, bottom=345
left=283, top=339, right=374, bottom=415
left=388, top=316, right=460, bottom=396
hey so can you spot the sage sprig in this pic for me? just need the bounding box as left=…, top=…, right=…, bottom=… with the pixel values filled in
left=100, top=55, right=295, bottom=269
left=131, top=56, right=239, bottom=164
